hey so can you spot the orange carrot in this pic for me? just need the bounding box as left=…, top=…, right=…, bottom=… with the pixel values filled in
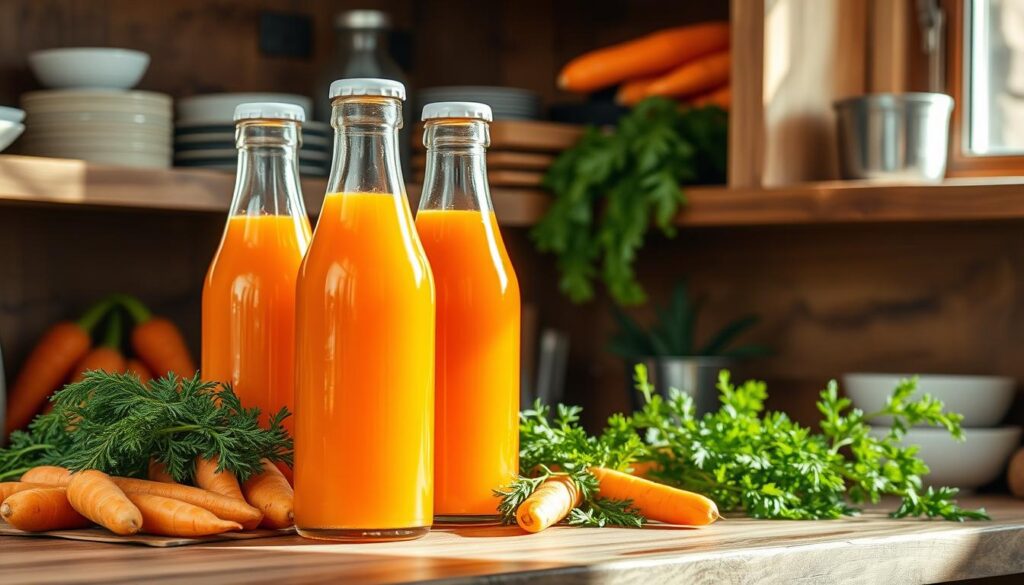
left=3, top=299, right=112, bottom=436
left=126, top=492, right=242, bottom=536
left=67, top=470, right=142, bottom=535
left=515, top=476, right=581, bottom=533
left=691, top=85, right=731, bottom=109
left=126, top=359, right=153, bottom=384
left=70, top=310, right=126, bottom=382
left=646, top=51, right=731, bottom=99
left=147, top=460, right=176, bottom=483
left=20, top=465, right=72, bottom=486
left=116, top=295, right=196, bottom=378
left=615, top=76, right=661, bottom=106
left=559, top=22, right=730, bottom=93
left=1, top=487, right=92, bottom=531
left=113, top=477, right=262, bottom=527
left=589, top=467, right=719, bottom=526
left=195, top=456, right=244, bottom=500
left=0, top=481, right=50, bottom=502
left=628, top=460, right=661, bottom=478
left=241, top=459, right=293, bottom=529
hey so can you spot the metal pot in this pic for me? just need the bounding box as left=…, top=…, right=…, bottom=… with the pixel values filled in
left=834, top=92, right=953, bottom=182
left=628, top=356, right=735, bottom=415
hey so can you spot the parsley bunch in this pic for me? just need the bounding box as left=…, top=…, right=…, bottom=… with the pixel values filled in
left=532, top=99, right=727, bottom=306
left=0, top=371, right=292, bottom=483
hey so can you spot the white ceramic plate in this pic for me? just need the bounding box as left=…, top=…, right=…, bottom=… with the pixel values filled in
left=843, top=373, right=1017, bottom=427
left=0, top=120, right=25, bottom=152
left=174, top=132, right=329, bottom=148
left=29, top=48, right=150, bottom=90
left=23, top=89, right=170, bottom=107
left=175, top=148, right=328, bottom=162
left=25, top=151, right=170, bottom=168
left=0, top=106, right=26, bottom=123
left=177, top=93, right=312, bottom=124
left=869, top=425, right=1022, bottom=491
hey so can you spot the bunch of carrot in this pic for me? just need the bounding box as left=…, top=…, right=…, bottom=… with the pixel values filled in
left=514, top=466, right=719, bottom=534
left=3, top=294, right=195, bottom=439
left=558, top=22, right=731, bottom=110
left=0, top=459, right=292, bottom=537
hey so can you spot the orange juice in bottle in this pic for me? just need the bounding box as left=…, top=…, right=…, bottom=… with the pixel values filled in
left=202, top=102, right=312, bottom=478
left=294, top=79, right=435, bottom=541
left=415, top=102, right=520, bottom=522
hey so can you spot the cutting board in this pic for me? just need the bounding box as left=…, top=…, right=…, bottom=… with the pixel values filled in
left=0, top=521, right=293, bottom=547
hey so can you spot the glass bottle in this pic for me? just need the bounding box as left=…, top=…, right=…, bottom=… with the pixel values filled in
left=202, top=102, right=313, bottom=483
left=415, top=102, right=521, bottom=523
left=294, top=79, right=435, bottom=541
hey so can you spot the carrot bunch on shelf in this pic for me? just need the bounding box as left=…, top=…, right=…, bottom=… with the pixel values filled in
left=3, top=294, right=196, bottom=439
left=558, top=22, right=731, bottom=109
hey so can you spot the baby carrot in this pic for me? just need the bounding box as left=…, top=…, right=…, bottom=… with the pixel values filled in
left=113, top=477, right=262, bottom=527
left=589, top=467, right=719, bottom=526
left=67, top=470, right=142, bottom=535
left=20, top=465, right=72, bottom=486
left=1, top=487, right=92, bottom=532
left=127, top=492, right=241, bottom=537
left=147, top=460, right=176, bottom=483
left=0, top=481, right=52, bottom=503
left=241, top=459, right=293, bottom=529
left=195, top=456, right=244, bottom=500
left=515, top=476, right=581, bottom=533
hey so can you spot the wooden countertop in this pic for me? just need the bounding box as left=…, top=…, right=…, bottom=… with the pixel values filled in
left=3, top=496, right=1024, bottom=585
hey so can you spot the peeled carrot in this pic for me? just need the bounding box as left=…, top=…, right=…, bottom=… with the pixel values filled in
left=615, top=76, right=660, bottom=106
left=241, top=459, right=293, bottom=529
left=0, top=481, right=50, bottom=502
left=646, top=51, right=731, bottom=99
left=628, top=460, right=661, bottom=478
left=515, top=476, right=581, bottom=533
left=67, top=470, right=142, bottom=535
left=1, top=487, right=92, bottom=531
left=116, top=294, right=196, bottom=378
left=559, top=22, right=730, bottom=93
left=147, top=460, right=176, bottom=483
left=195, top=456, right=244, bottom=500
left=113, top=477, right=262, bottom=527
left=589, top=467, right=719, bottom=526
left=126, top=359, right=153, bottom=384
left=3, top=299, right=112, bottom=437
left=127, top=492, right=242, bottom=536
left=70, top=310, right=127, bottom=382
left=20, top=465, right=72, bottom=486
left=691, top=85, right=731, bottom=110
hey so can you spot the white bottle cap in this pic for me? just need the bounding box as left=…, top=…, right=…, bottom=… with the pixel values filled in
left=421, top=101, right=493, bottom=122
left=329, top=78, right=406, bottom=101
left=233, top=102, right=306, bottom=123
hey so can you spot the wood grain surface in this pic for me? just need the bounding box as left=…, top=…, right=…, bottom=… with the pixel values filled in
left=1, top=497, right=1022, bottom=584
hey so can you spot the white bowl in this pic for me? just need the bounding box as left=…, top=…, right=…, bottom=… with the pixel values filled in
left=28, top=48, right=150, bottom=90
left=177, top=93, right=312, bottom=124
left=870, top=426, right=1022, bottom=491
left=0, top=120, right=25, bottom=151
left=0, top=106, right=25, bottom=123
left=843, top=373, right=1016, bottom=427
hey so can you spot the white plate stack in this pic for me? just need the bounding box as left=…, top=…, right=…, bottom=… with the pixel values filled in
left=19, top=90, right=172, bottom=167
left=174, top=93, right=329, bottom=177
left=417, top=86, right=542, bottom=120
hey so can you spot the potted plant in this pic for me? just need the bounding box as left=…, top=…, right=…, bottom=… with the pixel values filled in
left=610, top=281, right=767, bottom=413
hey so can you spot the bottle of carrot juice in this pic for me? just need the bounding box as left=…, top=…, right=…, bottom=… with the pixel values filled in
left=294, top=79, right=435, bottom=541
left=202, top=102, right=312, bottom=481
left=415, top=102, right=520, bottom=523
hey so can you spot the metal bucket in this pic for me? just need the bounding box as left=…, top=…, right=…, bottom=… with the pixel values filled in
left=628, top=356, right=735, bottom=415
left=834, top=92, right=953, bottom=182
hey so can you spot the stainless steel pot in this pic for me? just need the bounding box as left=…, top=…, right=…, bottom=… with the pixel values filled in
left=834, top=92, right=954, bottom=182
left=629, top=356, right=734, bottom=415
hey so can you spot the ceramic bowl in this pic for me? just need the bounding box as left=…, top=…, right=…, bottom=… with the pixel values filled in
left=0, top=106, right=25, bottom=123
left=843, top=373, right=1017, bottom=427
left=0, top=120, right=25, bottom=151
left=29, top=48, right=150, bottom=89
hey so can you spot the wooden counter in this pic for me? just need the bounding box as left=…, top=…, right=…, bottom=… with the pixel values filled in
left=3, top=496, right=1024, bottom=584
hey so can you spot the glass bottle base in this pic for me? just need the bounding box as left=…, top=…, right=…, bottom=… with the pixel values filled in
left=433, top=514, right=502, bottom=526
left=296, top=525, right=431, bottom=542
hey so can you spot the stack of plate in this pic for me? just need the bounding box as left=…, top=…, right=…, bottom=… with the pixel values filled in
left=417, top=87, right=542, bottom=120
left=174, top=93, right=329, bottom=176
left=19, top=90, right=172, bottom=167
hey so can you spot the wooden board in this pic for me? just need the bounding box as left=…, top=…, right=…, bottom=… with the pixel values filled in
left=0, top=523, right=292, bottom=547
left=412, top=151, right=556, bottom=171
left=413, top=121, right=583, bottom=153
left=1, top=497, right=1023, bottom=584
left=412, top=170, right=544, bottom=188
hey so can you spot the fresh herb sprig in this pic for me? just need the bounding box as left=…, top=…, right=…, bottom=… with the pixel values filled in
left=0, top=371, right=292, bottom=483
left=532, top=99, right=727, bottom=306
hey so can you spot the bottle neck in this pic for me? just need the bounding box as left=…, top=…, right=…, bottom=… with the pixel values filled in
left=419, top=119, right=493, bottom=212
left=230, top=121, right=307, bottom=217
left=327, top=96, right=406, bottom=196
left=338, top=28, right=389, bottom=54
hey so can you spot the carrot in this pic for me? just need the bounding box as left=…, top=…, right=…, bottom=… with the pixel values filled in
left=67, top=470, right=142, bottom=535
left=515, top=475, right=581, bottom=533
left=628, top=460, right=661, bottom=478
left=3, top=299, right=112, bottom=437
left=691, top=85, right=731, bottom=110
left=20, top=465, right=72, bottom=486
left=194, top=456, right=259, bottom=530
left=113, top=477, right=262, bottom=527
left=126, top=492, right=242, bottom=536
left=0, top=481, right=50, bottom=502
left=559, top=22, right=730, bottom=93
left=241, top=459, right=293, bottom=529
left=147, top=460, right=176, bottom=483
left=126, top=359, right=153, bottom=384
left=646, top=51, right=731, bottom=99
left=615, top=76, right=660, bottom=106
left=70, top=311, right=127, bottom=382
left=589, top=467, right=719, bottom=526
left=116, top=294, right=196, bottom=378
left=1, top=487, right=92, bottom=531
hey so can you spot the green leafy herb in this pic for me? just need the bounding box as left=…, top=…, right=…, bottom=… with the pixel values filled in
left=0, top=371, right=292, bottom=483
left=532, top=99, right=727, bottom=306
